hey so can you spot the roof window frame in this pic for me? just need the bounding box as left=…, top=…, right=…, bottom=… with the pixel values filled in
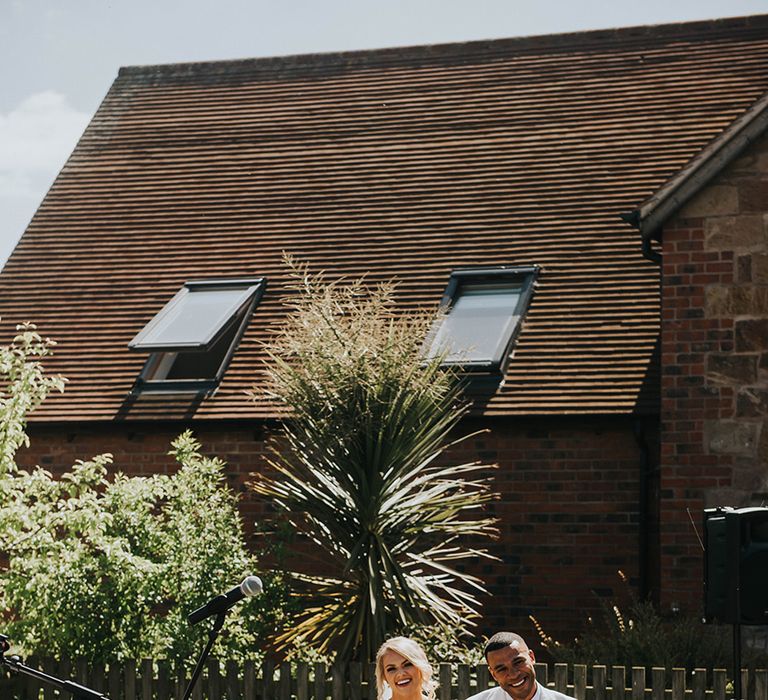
left=129, top=277, right=266, bottom=394
left=430, top=265, right=538, bottom=374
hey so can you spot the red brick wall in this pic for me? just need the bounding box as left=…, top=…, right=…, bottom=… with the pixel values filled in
left=18, top=416, right=649, bottom=645
left=657, top=218, right=735, bottom=610
left=457, top=417, right=651, bottom=646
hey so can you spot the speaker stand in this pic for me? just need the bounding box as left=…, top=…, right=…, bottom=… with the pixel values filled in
left=733, top=622, right=742, bottom=700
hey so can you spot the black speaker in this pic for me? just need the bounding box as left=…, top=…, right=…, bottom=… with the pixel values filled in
left=730, top=507, right=768, bottom=624
left=704, top=507, right=731, bottom=622
left=704, top=506, right=768, bottom=624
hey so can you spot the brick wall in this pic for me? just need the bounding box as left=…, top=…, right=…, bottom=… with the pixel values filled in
left=458, top=417, right=651, bottom=645
left=18, top=415, right=647, bottom=645
left=659, top=134, right=768, bottom=611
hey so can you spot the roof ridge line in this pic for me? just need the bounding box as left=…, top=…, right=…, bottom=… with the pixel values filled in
left=117, top=13, right=768, bottom=79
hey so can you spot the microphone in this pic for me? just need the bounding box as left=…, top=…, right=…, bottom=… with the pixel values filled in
left=187, top=575, right=263, bottom=625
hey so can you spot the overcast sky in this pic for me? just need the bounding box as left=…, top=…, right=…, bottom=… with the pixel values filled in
left=2, top=0, right=768, bottom=269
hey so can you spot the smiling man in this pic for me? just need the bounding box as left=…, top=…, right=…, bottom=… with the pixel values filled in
left=466, top=632, right=577, bottom=700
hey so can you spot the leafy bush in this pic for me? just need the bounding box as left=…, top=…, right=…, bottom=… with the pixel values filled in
left=0, top=323, right=66, bottom=476
left=252, top=261, right=498, bottom=663
left=0, top=324, right=294, bottom=663
left=530, top=572, right=734, bottom=671
left=406, top=623, right=485, bottom=665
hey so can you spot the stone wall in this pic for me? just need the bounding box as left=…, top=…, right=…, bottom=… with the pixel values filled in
left=659, top=133, right=768, bottom=610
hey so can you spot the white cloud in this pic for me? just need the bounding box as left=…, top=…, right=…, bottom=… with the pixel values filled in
left=0, top=91, right=89, bottom=267
left=0, top=91, right=89, bottom=179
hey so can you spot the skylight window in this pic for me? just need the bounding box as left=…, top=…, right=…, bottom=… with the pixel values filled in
left=129, top=278, right=265, bottom=393
left=426, top=267, right=537, bottom=372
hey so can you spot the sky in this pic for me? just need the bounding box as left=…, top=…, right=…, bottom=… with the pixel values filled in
left=2, top=0, right=768, bottom=269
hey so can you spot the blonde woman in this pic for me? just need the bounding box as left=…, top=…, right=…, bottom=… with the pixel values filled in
left=375, top=636, right=437, bottom=700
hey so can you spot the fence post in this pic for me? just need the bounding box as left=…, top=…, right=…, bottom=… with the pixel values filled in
left=671, top=668, right=685, bottom=700
left=331, top=664, right=344, bottom=699
left=631, top=667, right=645, bottom=700
left=555, top=664, right=568, bottom=695
left=458, top=664, right=471, bottom=699
left=536, top=663, right=549, bottom=688
left=25, top=654, right=38, bottom=698
left=242, top=659, right=256, bottom=700
left=476, top=664, right=490, bottom=694
left=367, top=662, right=377, bottom=700
left=141, top=658, right=153, bottom=700
left=692, top=669, right=707, bottom=700
left=438, top=663, right=451, bottom=700
left=43, top=656, right=57, bottom=700
left=573, top=664, right=587, bottom=700
left=107, top=660, right=121, bottom=700
left=651, top=667, right=665, bottom=700
left=76, top=658, right=89, bottom=688
left=97, top=662, right=110, bottom=695
left=593, top=665, right=607, bottom=700
left=59, top=656, right=72, bottom=696
left=755, top=669, right=767, bottom=700
left=712, top=669, right=727, bottom=700
left=612, top=666, right=626, bottom=700
left=226, top=659, right=240, bottom=699
left=262, top=658, right=275, bottom=700
left=123, top=658, right=136, bottom=700
left=0, top=668, right=15, bottom=700
left=192, top=671, right=203, bottom=700
left=22, top=657, right=33, bottom=700
left=294, top=661, right=308, bottom=700
left=175, top=663, right=186, bottom=700
left=156, top=660, right=170, bottom=700
left=313, top=661, right=326, bottom=700
left=207, top=658, right=221, bottom=700
left=279, top=662, right=292, bottom=700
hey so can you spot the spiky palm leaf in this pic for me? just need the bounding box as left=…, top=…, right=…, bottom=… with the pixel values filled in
left=252, top=261, right=498, bottom=662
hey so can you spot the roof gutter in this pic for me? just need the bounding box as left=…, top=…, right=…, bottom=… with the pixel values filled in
left=621, top=90, right=768, bottom=263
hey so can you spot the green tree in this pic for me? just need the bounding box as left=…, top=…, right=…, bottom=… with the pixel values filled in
left=251, top=263, right=498, bottom=663
left=0, top=324, right=292, bottom=663
left=0, top=323, right=66, bottom=475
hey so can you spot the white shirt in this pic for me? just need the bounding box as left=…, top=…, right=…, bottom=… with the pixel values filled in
left=465, top=680, right=542, bottom=700
left=466, top=681, right=575, bottom=700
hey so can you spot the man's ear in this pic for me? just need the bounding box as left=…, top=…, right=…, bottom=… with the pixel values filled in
left=529, top=649, right=536, bottom=663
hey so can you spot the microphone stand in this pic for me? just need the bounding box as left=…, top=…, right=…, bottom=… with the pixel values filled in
left=0, top=635, right=110, bottom=700
left=181, top=610, right=227, bottom=700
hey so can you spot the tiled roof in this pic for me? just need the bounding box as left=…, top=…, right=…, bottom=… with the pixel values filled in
left=627, top=87, right=768, bottom=248
left=3, top=14, right=768, bottom=421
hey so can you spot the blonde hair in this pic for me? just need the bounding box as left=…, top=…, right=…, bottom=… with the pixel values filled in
left=375, top=636, right=437, bottom=700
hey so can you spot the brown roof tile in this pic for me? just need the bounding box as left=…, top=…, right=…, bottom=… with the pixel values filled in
left=2, top=14, right=768, bottom=421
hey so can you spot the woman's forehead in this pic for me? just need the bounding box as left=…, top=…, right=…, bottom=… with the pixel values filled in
left=382, top=650, right=408, bottom=665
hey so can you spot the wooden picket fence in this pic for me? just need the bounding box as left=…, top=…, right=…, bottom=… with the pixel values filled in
left=1, top=658, right=767, bottom=700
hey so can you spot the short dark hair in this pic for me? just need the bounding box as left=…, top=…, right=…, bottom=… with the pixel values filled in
left=484, top=632, right=527, bottom=660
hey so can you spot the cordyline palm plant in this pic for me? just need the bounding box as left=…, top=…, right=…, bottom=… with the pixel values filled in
left=251, top=260, right=498, bottom=663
